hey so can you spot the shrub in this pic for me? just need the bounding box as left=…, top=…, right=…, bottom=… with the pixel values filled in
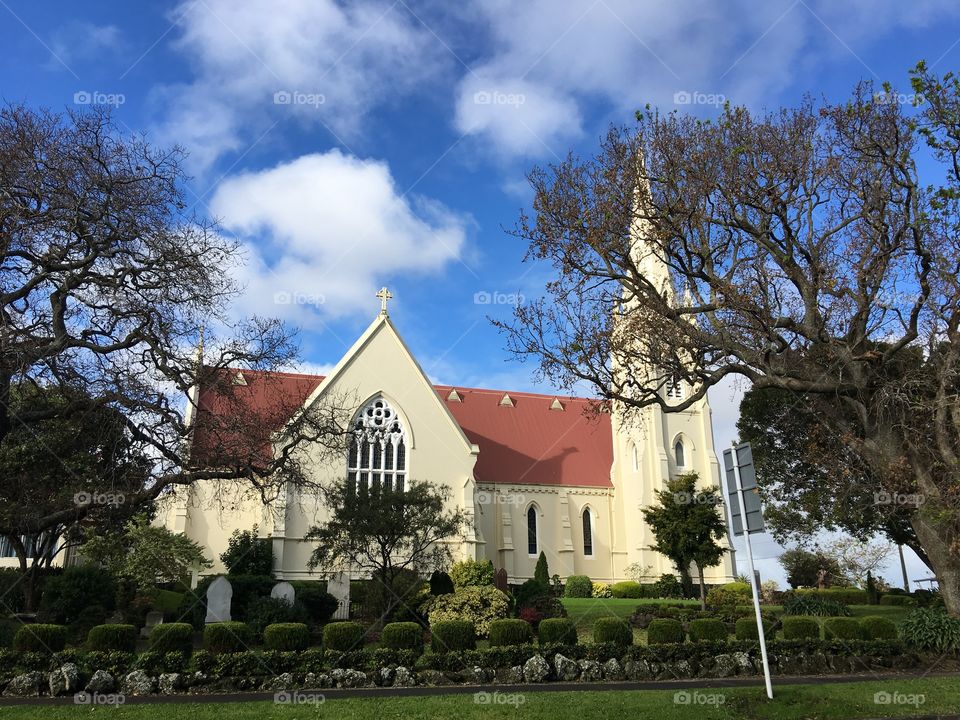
left=244, top=596, right=310, bottom=636
left=203, top=621, right=253, bottom=653
left=37, top=564, right=116, bottom=625
left=781, top=593, right=851, bottom=617
left=430, top=620, right=476, bottom=653
left=381, top=622, right=424, bottom=652
left=782, top=616, right=821, bottom=640
left=220, top=527, right=273, bottom=576
left=0, top=568, right=28, bottom=613
left=429, top=571, right=454, bottom=596
left=879, top=594, right=916, bottom=606
left=653, top=574, right=683, bottom=599
left=593, top=617, right=633, bottom=646
left=449, top=559, right=494, bottom=589
left=646, top=618, right=684, bottom=644
left=735, top=616, right=775, bottom=641
left=489, top=619, right=534, bottom=646
left=538, top=618, right=578, bottom=645
left=534, top=552, right=550, bottom=586
left=365, top=569, right=429, bottom=623
left=592, top=582, right=612, bottom=598
left=87, top=624, right=137, bottom=652
left=149, top=623, right=194, bottom=654
left=263, top=623, right=310, bottom=651
left=706, top=582, right=752, bottom=608
left=794, top=587, right=868, bottom=605
left=13, top=624, right=66, bottom=652
left=898, top=608, right=960, bottom=652
left=859, top=616, right=898, bottom=640
left=689, top=618, right=728, bottom=642
left=291, top=583, right=339, bottom=624
left=323, top=621, right=365, bottom=651
left=426, top=586, right=510, bottom=637
left=564, top=575, right=593, bottom=598
left=823, top=617, right=864, bottom=640
left=610, top=581, right=643, bottom=599
left=527, top=595, right=567, bottom=621
left=513, top=579, right=551, bottom=608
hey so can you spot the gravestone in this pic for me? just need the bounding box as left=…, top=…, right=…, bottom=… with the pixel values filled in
left=205, top=575, right=233, bottom=623
left=270, top=581, right=296, bottom=605
left=494, top=567, right=509, bottom=592
left=140, top=610, right=164, bottom=639
left=327, top=572, right=350, bottom=620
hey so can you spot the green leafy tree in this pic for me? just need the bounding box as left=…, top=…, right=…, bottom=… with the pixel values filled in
left=641, top=473, right=728, bottom=608
left=534, top=551, right=550, bottom=586
left=220, top=526, right=274, bottom=576
left=779, top=548, right=845, bottom=588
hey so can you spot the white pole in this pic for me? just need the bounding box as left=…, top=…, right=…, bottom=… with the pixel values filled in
left=731, top=452, right=773, bottom=700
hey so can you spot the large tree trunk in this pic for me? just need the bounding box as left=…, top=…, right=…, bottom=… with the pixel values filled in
left=910, top=509, right=960, bottom=617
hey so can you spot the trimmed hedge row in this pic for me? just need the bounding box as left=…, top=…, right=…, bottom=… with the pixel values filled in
left=87, top=624, right=137, bottom=652
left=430, top=620, right=476, bottom=654
left=13, top=624, right=67, bottom=653
left=381, top=622, right=423, bottom=653
left=646, top=619, right=683, bottom=645
left=488, top=619, right=533, bottom=647
left=593, top=618, right=632, bottom=646
left=793, top=588, right=869, bottom=605
left=263, top=623, right=310, bottom=652
left=204, top=622, right=253, bottom=654
left=538, top=618, right=577, bottom=645
left=323, top=622, right=364, bottom=652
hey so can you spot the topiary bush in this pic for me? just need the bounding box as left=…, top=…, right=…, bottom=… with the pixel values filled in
left=859, top=616, right=898, bottom=640
left=381, top=622, right=424, bottom=652
left=149, top=623, right=194, bottom=654
left=87, top=624, right=137, bottom=652
left=879, top=594, right=916, bottom=606
left=689, top=618, right=728, bottom=642
left=782, top=616, right=821, bottom=640
left=13, top=623, right=66, bottom=652
left=449, top=559, right=494, bottom=589
left=610, top=581, right=643, bottom=599
left=263, top=622, right=310, bottom=651
left=429, top=571, right=455, bottom=596
left=426, top=586, right=510, bottom=637
left=564, top=575, right=593, bottom=598
left=898, top=608, right=960, bottom=652
left=430, top=620, right=476, bottom=653
left=37, top=564, right=116, bottom=625
left=538, top=618, right=578, bottom=645
left=734, top=616, right=775, bottom=641
left=593, top=617, right=633, bottom=646
left=823, top=617, right=864, bottom=640
left=489, top=618, right=534, bottom=647
left=591, top=582, right=612, bottom=598
left=705, top=582, right=752, bottom=608
left=203, top=621, right=253, bottom=653
left=646, top=618, right=684, bottom=644
left=323, top=621, right=365, bottom=651
left=653, top=574, right=683, bottom=599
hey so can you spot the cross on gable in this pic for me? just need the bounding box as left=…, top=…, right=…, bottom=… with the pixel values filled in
left=376, top=286, right=393, bottom=315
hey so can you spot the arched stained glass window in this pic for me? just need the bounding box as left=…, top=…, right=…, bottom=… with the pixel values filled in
left=582, top=509, right=593, bottom=556
left=347, top=397, right=407, bottom=494
left=527, top=506, right=538, bottom=556
left=675, top=440, right=685, bottom=468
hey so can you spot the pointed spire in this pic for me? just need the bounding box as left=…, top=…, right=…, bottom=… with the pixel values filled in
left=629, top=152, right=672, bottom=299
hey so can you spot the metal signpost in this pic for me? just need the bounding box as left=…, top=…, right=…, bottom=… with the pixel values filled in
left=722, top=442, right=773, bottom=699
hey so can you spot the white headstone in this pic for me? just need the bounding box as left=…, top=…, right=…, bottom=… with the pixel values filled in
left=270, top=581, right=296, bottom=605
left=328, top=572, right=351, bottom=620
left=205, top=575, right=233, bottom=624
left=140, top=610, right=164, bottom=638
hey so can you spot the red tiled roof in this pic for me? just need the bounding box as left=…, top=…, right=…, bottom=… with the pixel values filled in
left=191, top=368, right=613, bottom=488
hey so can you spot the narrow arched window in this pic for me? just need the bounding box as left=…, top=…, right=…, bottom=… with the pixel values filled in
left=582, top=509, right=593, bottom=557
left=347, top=397, right=407, bottom=496
left=675, top=440, right=685, bottom=468
left=527, top=506, right=538, bottom=556
left=631, top=443, right=639, bottom=471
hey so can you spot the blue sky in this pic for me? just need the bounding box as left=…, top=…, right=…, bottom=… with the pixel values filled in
left=3, top=0, right=957, bottom=587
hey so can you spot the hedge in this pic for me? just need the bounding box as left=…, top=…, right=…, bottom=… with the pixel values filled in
left=610, top=581, right=643, bottom=599
left=782, top=616, right=821, bottom=640
left=13, top=624, right=67, bottom=653
left=824, top=617, right=864, bottom=640
left=538, top=618, right=578, bottom=645
left=203, top=622, right=253, bottom=654
left=646, top=618, right=684, bottom=644
left=323, top=622, right=365, bottom=652
left=735, top=616, right=774, bottom=641
left=263, top=623, right=310, bottom=651
left=488, top=619, right=534, bottom=647
left=430, top=620, right=476, bottom=653
left=593, top=617, right=633, bottom=646
left=564, top=575, right=593, bottom=598
left=381, top=622, right=423, bottom=652
left=149, top=623, right=194, bottom=654
left=879, top=594, right=916, bottom=606
left=689, top=618, right=728, bottom=642
left=859, top=616, right=898, bottom=640
left=87, top=624, right=137, bottom=652
left=794, top=588, right=869, bottom=605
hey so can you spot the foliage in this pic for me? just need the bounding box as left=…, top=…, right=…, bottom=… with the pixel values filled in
left=219, top=527, right=273, bottom=576
left=263, top=623, right=310, bottom=651
left=653, top=574, right=683, bottom=599
left=706, top=582, right=752, bottom=608
left=794, top=588, right=869, bottom=605
left=291, top=583, right=339, bottom=624
left=898, top=609, right=960, bottom=652
left=821, top=538, right=894, bottom=588
left=323, top=622, right=365, bottom=652
left=149, top=623, right=194, bottom=654
left=381, top=622, right=423, bottom=652
left=513, top=578, right=551, bottom=608
left=593, top=617, right=633, bottom=646
left=591, top=582, right=612, bottom=598
left=203, top=622, right=253, bottom=654
left=429, top=570, right=454, bottom=596
left=782, top=616, right=822, bottom=640
left=859, top=616, right=898, bottom=640
left=364, top=568, right=429, bottom=623
left=779, top=548, right=846, bottom=589
left=645, top=619, right=684, bottom=645
left=38, top=564, right=116, bottom=625
left=781, top=594, right=852, bottom=617
left=427, top=586, right=510, bottom=638
left=824, top=617, right=865, bottom=641
left=624, top=563, right=654, bottom=584
left=760, top=580, right=780, bottom=603
left=689, top=618, right=728, bottom=642
left=449, top=559, right=495, bottom=589
left=429, top=620, right=476, bottom=653
left=87, top=624, right=137, bottom=652
left=564, top=575, right=593, bottom=598
left=880, top=594, right=916, bottom=606
left=538, top=618, right=578, bottom=645
left=13, top=624, right=66, bottom=652
left=488, top=619, right=534, bottom=646
left=610, top=581, right=643, bottom=598
left=735, top=616, right=775, bottom=641
left=534, top=552, right=550, bottom=586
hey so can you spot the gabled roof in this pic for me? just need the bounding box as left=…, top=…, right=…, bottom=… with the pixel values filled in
left=190, top=369, right=613, bottom=488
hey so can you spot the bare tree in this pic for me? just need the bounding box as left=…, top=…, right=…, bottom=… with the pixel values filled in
left=498, top=69, right=960, bottom=615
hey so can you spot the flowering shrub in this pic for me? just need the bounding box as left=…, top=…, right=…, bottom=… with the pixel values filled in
left=427, top=586, right=510, bottom=637
left=449, top=559, right=495, bottom=589
left=591, top=582, right=612, bottom=598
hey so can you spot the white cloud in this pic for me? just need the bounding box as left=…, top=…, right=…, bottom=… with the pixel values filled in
left=210, top=150, right=468, bottom=323
left=48, top=22, right=123, bottom=68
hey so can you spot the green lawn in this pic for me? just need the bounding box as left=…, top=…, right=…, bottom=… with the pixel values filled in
left=1, top=679, right=957, bottom=719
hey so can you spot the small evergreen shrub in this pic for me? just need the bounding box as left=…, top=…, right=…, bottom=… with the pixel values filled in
left=735, top=616, right=774, bottom=641
left=37, top=564, right=116, bottom=625
left=782, top=616, right=821, bottom=640
left=220, top=527, right=273, bottom=576
left=823, top=617, right=864, bottom=640
left=449, top=559, right=495, bottom=589
left=381, top=622, right=424, bottom=652
left=859, top=616, right=898, bottom=640
left=430, top=620, right=476, bottom=653
left=203, top=621, right=253, bottom=653
left=323, top=622, right=365, bottom=651
left=13, top=624, right=66, bottom=652
left=149, top=623, right=194, bottom=654
left=879, top=594, right=915, bottom=606
left=591, top=582, right=612, bottom=598
left=653, top=574, right=683, bottom=599
left=898, top=608, right=960, bottom=652
left=564, top=575, right=593, bottom=598
left=244, top=596, right=310, bottom=635
left=534, top=552, right=550, bottom=586
left=610, top=581, right=643, bottom=599
left=426, top=586, right=510, bottom=637
left=488, top=619, right=534, bottom=646
left=538, top=618, right=578, bottom=645
left=593, top=617, right=633, bottom=646
left=87, top=624, right=137, bottom=652
left=263, top=623, right=310, bottom=651
left=646, top=618, right=684, bottom=644
left=429, top=571, right=455, bottom=596
left=794, top=587, right=868, bottom=605
left=689, top=618, right=728, bottom=642
left=293, top=584, right=339, bottom=623
left=513, top=579, right=551, bottom=609
left=706, top=582, right=752, bottom=608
